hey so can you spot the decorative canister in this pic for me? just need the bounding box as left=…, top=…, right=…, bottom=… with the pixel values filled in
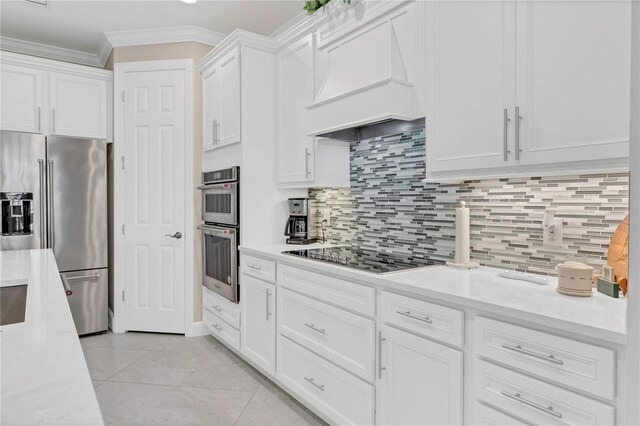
left=557, top=261, right=594, bottom=296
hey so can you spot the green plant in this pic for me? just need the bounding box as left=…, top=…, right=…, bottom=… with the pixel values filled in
left=303, top=0, right=351, bottom=14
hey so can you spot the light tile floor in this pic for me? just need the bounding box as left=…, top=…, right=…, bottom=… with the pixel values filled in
left=80, top=331, right=326, bottom=426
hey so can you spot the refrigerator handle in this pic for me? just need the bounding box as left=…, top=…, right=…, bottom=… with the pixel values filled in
left=47, top=160, right=54, bottom=250
left=38, top=159, right=46, bottom=249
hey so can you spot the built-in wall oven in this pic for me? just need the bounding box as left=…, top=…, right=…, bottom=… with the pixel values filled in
left=198, top=167, right=240, bottom=303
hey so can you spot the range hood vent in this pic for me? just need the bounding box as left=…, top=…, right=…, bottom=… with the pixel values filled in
left=318, top=118, right=425, bottom=143
left=307, top=5, right=424, bottom=137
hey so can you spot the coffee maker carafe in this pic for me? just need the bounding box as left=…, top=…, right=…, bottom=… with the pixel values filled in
left=284, top=198, right=316, bottom=245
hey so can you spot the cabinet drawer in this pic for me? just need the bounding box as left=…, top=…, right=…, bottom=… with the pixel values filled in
left=279, top=288, right=376, bottom=382
left=203, top=285, right=240, bottom=329
left=381, top=291, right=464, bottom=347
left=473, top=360, right=614, bottom=426
left=241, top=253, right=276, bottom=283
left=277, top=337, right=375, bottom=425
left=277, top=264, right=375, bottom=317
left=473, top=317, right=615, bottom=400
left=203, top=307, right=240, bottom=351
left=473, top=401, right=528, bottom=426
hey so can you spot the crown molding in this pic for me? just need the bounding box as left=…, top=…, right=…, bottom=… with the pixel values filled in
left=104, top=26, right=225, bottom=48
left=198, top=29, right=279, bottom=72
left=0, top=51, right=112, bottom=79
left=0, top=36, right=107, bottom=68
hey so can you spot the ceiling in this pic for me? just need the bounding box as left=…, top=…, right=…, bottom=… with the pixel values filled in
left=0, top=0, right=303, bottom=54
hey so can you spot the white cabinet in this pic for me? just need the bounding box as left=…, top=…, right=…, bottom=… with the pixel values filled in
left=515, top=1, right=631, bottom=166
left=49, top=72, right=108, bottom=139
left=425, top=0, right=631, bottom=180
left=425, top=0, right=516, bottom=174
left=241, top=274, right=276, bottom=375
left=0, top=64, right=44, bottom=133
left=377, top=325, right=463, bottom=426
left=276, top=35, right=350, bottom=188
left=0, top=52, right=112, bottom=140
left=277, top=35, right=315, bottom=184
left=201, top=48, right=241, bottom=151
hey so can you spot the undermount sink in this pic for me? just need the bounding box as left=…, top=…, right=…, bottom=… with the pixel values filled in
left=1, top=282, right=28, bottom=326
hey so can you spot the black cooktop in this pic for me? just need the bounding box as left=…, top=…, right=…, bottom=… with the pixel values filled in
left=282, top=247, right=444, bottom=274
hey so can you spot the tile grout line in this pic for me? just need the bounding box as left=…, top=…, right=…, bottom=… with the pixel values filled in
left=232, top=389, right=259, bottom=426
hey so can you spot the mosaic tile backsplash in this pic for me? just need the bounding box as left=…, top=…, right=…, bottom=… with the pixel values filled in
left=309, top=129, right=629, bottom=276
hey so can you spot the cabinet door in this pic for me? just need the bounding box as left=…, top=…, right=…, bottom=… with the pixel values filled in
left=202, top=69, right=220, bottom=151
left=49, top=72, right=108, bottom=139
left=217, top=48, right=241, bottom=147
left=515, top=1, right=631, bottom=166
left=425, top=1, right=516, bottom=175
left=277, top=35, right=315, bottom=183
left=1, top=64, right=44, bottom=133
left=378, top=325, right=463, bottom=426
left=241, top=274, right=276, bottom=374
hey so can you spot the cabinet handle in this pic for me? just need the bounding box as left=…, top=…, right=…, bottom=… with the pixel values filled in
left=304, top=147, right=311, bottom=177
left=501, top=391, right=562, bottom=419
left=515, top=106, right=522, bottom=160
left=246, top=264, right=262, bottom=271
left=212, top=119, right=216, bottom=145
left=304, top=323, right=325, bottom=334
left=501, top=343, right=564, bottom=365
left=304, top=376, right=325, bottom=391
left=37, top=107, right=41, bottom=132
left=265, top=288, right=272, bottom=321
left=211, top=323, right=223, bottom=331
left=52, top=109, right=56, bottom=134
left=378, top=331, right=386, bottom=379
left=503, top=108, right=511, bottom=161
left=396, top=310, right=432, bottom=324
left=211, top=305, right=223, bottom=312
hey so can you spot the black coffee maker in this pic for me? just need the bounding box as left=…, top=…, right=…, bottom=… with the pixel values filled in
left=284, top=198, right=317, bottom=244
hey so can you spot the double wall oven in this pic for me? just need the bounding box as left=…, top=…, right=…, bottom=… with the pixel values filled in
left=198, top=167, right=240, bottom=303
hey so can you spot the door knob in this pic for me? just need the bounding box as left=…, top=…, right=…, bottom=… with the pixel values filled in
left=165, top=232, right=182, bottom=239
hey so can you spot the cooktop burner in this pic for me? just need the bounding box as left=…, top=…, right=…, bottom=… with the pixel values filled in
left=282, top=247, right=444, bottom=274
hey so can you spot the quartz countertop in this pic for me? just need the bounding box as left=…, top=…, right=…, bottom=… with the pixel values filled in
left=240, top=243, right=627, bottom=345
left=0, top=249, right=104, bottom=425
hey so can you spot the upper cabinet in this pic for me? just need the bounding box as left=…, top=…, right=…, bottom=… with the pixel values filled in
left=49, top=72, right=108, bottom=139
left=0, top=64, right=44, bottom=134
left=201, top=47, right=241, bottom=151
left=425, top=0, right=631, bottom=180
left=0, top=52, right=112, bottom=140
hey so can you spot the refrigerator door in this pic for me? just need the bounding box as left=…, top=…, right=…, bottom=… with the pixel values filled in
left=61, top=268, right=108, bottom=335
left=47, top=136, right=107, bottom=271
left=0, top=131, right=47, bottom=251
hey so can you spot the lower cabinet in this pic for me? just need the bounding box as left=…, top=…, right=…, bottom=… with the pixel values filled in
left=377, top=325, right=464, bottom=426
left=277, top=336, right=375, bottom=425
left=241, top=273, right=276, bottom=375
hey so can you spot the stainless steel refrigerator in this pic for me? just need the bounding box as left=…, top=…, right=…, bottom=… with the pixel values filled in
left=0, top=130, right=108, bottom=335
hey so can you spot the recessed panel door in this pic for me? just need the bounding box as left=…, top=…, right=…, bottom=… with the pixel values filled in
left=123, top=68, right=186, bottom=333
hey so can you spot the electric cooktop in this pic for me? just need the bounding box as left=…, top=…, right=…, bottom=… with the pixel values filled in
left=282, top=246, right=444, bottom=274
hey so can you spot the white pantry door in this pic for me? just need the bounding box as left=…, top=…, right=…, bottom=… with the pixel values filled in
left=123, top=69, right=186, bottom=333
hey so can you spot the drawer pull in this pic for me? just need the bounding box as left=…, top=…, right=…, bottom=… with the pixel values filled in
left=501, top=391, right=563, bottom=419
left=501, top=343, right=564, bottom=365
left=396, top=310, right=433, bottom=324
left=304, top=376, right=325, bottom=391
left=304, top=323, right=326, bottom=334
left=246, top=264, right=262, bottom=271
left=211, top=323, right=223, bottom=331
left=378, top=331, right=386, bottom=379
left=211, top=305, right=223, bottom=312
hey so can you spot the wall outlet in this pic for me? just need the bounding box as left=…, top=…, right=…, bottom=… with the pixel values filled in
left=543, top=218, right=564, bottom=247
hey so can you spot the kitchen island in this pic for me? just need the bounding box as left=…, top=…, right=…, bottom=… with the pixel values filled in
left=0, top=249, right=103, bottom=425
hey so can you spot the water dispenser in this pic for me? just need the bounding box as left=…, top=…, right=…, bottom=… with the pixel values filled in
left=0, top=193, right=34, bottom=236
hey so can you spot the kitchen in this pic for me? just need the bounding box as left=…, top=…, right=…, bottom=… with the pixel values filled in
left=0, top=0, right=638, bottom=425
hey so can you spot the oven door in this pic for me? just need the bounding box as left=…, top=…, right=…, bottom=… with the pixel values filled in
left=199, top=224, right=238, bottom=303
left=199, top=182, right=238, bottom=226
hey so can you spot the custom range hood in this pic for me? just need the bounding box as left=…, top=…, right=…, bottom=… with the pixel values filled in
left=306, top=2, right=424, bottom=138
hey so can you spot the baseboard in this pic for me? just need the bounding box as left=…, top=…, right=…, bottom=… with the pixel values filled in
left=186, top=321, right=209, bottom=337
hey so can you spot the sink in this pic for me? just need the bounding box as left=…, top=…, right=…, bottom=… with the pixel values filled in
left=1, top=283, right=28, bottom=326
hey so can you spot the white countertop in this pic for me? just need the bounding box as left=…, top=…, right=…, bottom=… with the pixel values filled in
left=0, top=249, right=104, bottom=425
left=240, top=243, right=627, bottom=345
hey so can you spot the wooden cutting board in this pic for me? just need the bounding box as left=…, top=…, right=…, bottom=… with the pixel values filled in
left=607, top=215, right=629, bottom=295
